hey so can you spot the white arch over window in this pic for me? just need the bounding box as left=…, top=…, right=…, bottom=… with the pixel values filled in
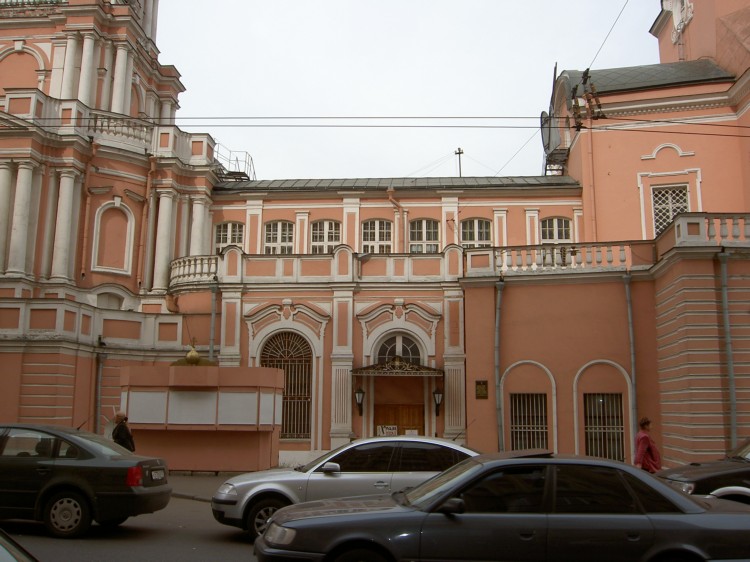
left=91, top=197, right=135, bottom=275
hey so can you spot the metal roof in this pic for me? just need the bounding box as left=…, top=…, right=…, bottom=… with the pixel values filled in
left=214, top=175, right=580, bottom=192
left=558, top=59, right=734, bottom=99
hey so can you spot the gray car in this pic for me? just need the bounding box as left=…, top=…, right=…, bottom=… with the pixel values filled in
left=211, top=436, right=477, bottom=539
left=255, top=451, right=750, bottom=562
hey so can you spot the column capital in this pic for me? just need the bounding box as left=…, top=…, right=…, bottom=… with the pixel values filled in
left=58, top=168, right=80, bottom=180
left=16, top=161, right=38, bottom=172
left=156, top=188, right=176, bottom=201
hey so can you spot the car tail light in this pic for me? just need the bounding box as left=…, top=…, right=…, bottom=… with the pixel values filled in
left=126, top=466, right=143, bottom=486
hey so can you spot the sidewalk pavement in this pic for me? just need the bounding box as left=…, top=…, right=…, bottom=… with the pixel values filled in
left=168, top=472, right=242, bottom=503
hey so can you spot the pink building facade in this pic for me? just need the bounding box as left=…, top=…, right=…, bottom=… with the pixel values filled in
left=0, top=0, right=748, bottom=470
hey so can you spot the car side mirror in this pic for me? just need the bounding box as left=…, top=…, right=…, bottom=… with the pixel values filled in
left=437, top=497, right=465, bottom=515
left=320, top=462, right=341, bottom=474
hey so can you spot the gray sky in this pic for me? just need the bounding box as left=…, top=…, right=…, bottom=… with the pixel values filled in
left=157, top=0, right=661, bottom=180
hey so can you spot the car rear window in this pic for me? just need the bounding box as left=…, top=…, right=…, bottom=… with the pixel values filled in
left=396, top=442, right=469, bottom=472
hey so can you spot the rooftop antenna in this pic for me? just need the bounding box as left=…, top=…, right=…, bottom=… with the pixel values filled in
left=455, top=147, right=464, bottom=177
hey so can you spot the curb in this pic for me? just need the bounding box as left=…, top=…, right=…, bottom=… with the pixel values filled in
left=172, top=492, right=212, bottom=503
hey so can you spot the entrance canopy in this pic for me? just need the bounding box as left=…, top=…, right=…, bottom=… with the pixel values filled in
left=351, top=355, right=444, bottom=377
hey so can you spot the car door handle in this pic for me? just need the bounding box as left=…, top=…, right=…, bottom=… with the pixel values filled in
left=373, top=481, right=389, bottom=489
left=36, top=467, right=51, bottom=475
left=519, top=530, right=536, bottom=541
left=626, top=533, right=641, bottom=542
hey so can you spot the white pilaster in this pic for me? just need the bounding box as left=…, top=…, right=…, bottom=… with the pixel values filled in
left=144, top=0, right=154, bottom=40
left=189, top=197, right=207, bottom=256
left=0, top=163, right=14, bottom=273
left=7, top=162, right=36, bottom=275
left=50, top=170, right=78, bottom=281
left=77, top=33, right=96, bottom=106
left=150, top=0, right=159, bottom=40
left=152, top=190, right=175, bottom=291
left=60, top=34, right=79, bottom=100
left=111, top=44, right=130, bottom=115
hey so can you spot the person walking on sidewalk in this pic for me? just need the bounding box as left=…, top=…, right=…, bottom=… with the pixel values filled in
left=634, top=416, right=661, bottom=473
left=112, top=411, right=136, bottom=452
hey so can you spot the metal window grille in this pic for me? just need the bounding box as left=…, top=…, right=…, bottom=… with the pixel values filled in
left=510, top=393, right=548, bottom=450
left=583, top=393, right=624, bottom=461
left=260, top=332, right=312, bottom=439
left=652, top=186, right=688, bottom=236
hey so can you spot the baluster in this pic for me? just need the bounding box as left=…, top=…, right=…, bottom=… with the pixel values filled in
left=506, top=250, right=514, bottom=272
left=707, top=218, right=716, bottom=242
left=745, top=216, right=750, bottom=242
left=731, top=216, right=740, bottom=241
left=606, top=246, right=613, bottom=266
left=719, top=217, right=728, bottom=242
left=619, top=245, right=627, bottom=267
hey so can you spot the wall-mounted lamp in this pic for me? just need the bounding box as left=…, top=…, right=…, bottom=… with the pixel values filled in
left=433, top=388, right=444, bottom=417
left=354, top=387, right=365, bottom=416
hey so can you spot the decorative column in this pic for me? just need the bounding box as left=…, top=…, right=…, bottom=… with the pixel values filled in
left=99, top=41, right=114, bottom=111
left=77, top=33, right=96, bottom=107
left=150, top=0, right=159, bottom=41
left=0, top=163, right=13, bottom=273
left=50, top=170, right=78, bottom=281
left=152, top=190, right=175, bottom=291
left=189, top=197, right=207, bottom=256
left=6, top=162, right=36, bottom=275
left=60, top=34, right=79, bottom=100
left=110, top=44, right=130, bottom=115
left=144, top=0, right=154, bottom=41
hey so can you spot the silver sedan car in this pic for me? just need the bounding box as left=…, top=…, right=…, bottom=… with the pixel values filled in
left=211, top=436, right=477, bottom=539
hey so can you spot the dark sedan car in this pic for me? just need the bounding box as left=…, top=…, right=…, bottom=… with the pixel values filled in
left=0, top=424, right=171, bottom=538
left=657, top=439, right=750, bottom=503
left=255, top=451, right=750, bottom=562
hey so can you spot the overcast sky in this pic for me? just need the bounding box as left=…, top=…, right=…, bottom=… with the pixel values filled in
left=157, top=0, right=661, bottom=180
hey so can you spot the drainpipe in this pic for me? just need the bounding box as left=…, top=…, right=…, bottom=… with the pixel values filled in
left=386, top=186, right=404, bottom=253
left=718, top=251, right=737, bottom=448
left=209, top=276, right=218, bottom=361
left=94, top=349, right=107, bottom=434
left=623, top=273, right=638, bottom=448
left=79, top=140, right=98, bottom=279
left=494, top=280, right=505, bottom=451
left=136, top=156, right=157, bottom=289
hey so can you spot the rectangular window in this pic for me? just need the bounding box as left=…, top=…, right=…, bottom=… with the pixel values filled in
left=461, top=219, right=492, bottom=248
left=362, top=220, right=392, bottom=253
left=264, top=222, right=294, bottom=254
left=510, top=393, right=548, bottom=450
left=583, top=393, right=624, bottom=461
left=410, top=219, right=440, bottom=253
left=311, top=221, right=341, bottom=254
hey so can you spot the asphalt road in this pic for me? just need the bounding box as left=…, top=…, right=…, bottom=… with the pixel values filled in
left=2, top=496, right=257, bottom=562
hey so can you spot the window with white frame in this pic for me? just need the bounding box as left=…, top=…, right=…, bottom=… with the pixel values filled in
left=214, top=222, right=244, bottom=254
left=460, top=218, right=492, bottom=248
left=409, top=219, right=439, bottom=253
left=311, top=220, right=341, bottom=254
left=264, top=221, right=294, bottom=254
left=652, top=185, right=688, bottom=236
left=362, top=219, right=392, bottom=253
left=510, top=393, right=549, bottom=450
left=541, top=217, right=572, bottom=266
left=583, top=393, right=624, bottom=462
left=377, top=334, right=421, bottom=364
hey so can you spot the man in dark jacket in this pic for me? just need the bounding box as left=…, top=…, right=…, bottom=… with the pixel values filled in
left=112, top=411, right=136, bottom=452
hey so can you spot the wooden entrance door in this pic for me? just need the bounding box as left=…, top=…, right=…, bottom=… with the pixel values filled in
left=374, top=404, right=424, bottom=436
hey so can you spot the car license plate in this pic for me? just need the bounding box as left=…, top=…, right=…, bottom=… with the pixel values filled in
left=151, top=469, right=165, bottom=481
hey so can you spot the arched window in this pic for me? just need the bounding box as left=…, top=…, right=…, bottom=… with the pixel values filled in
left=460, top=218, right=491, bottom=248
left=260, top=332, right=312, bottom=439
left=215, top=222, right=244, bottom=254
left=264, top=221, right=294, bottom=254
left=311, top=220, right=341, bottom=254
left=362, top=219, right=392, bottom=253
left=409, top=219, right=439, bottom=253
left=377, top=334, right=421, bottom=364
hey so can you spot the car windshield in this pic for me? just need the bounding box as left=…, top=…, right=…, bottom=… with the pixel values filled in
left=402, top=457, right=483, bottom=509
left=73, top=431, right=133, bottom=456
left=728, top=439, right=750, bottom=461
left=296, top=441, right=352, bottom=472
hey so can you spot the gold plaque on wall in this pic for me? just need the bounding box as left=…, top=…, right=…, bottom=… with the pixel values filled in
left=475, top=380, right=488, bottom=399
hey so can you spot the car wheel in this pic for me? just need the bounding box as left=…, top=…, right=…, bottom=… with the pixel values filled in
left=97, top=516, right=128, bottom=527
left=333, top=548, right=389, bottom=562
left=44, top=491, right=92, bottom=538
left=245, top=498, right=288, bottom=539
